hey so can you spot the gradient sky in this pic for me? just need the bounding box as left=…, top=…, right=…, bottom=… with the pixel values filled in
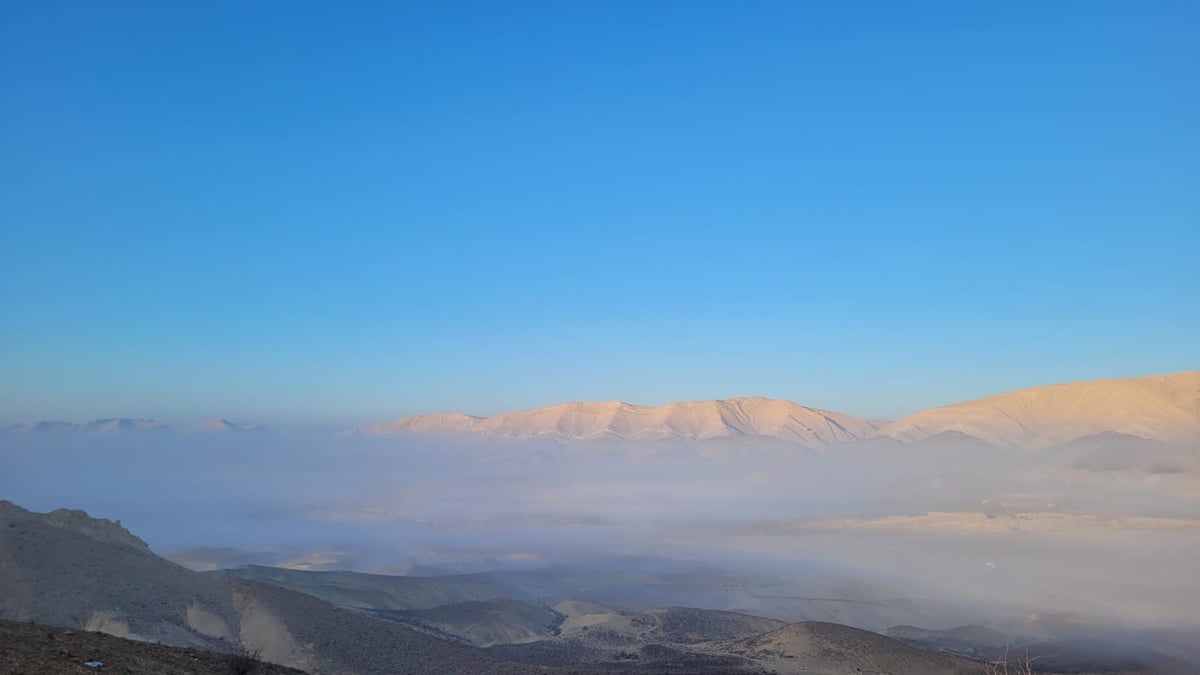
left=1, top=1, right=1197, bottom=426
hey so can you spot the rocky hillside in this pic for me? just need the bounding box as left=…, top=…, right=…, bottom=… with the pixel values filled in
left=725, top=621, right=980, bottom=674
left=0, top=618, right=304, bottom=675
left=0, top=502, right=554, bottom=674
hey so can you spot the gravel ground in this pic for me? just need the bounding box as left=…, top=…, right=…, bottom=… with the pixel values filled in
left=0, top=618, right=306, bottom=675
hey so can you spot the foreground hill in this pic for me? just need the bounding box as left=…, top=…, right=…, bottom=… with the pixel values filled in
left=724, top=621, right=979, bottom=674
left=877, top=371, right=1200, bottom=448
left=0, top=618, right=304, bottom=675
left=356, top=397, right=879, bottom=446
left=0, top=501, right=551, bottom=674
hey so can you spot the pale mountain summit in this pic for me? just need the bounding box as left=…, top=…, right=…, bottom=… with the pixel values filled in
left=358, top=397, right=879, bottom=448
left=877, top=371, right=1200, bottom=448
left=356, top=371, right=1200, bottom=451
left=191, top=418, right=268, bottom=433
left=365, top=412, right=484, bottom=435
left=1, top=418, right=267, bottom=434
left=1, top=418, right=171, bottom=434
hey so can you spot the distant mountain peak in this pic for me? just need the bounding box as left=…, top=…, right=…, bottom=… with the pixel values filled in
left=354, top=371, right=1200, bottom=450
left=875, top=371, right=1200, bottom=448
left=354, top=397, right=881, bottom=447
left=192, top=418, right=268, bottom=432
left=1, top=418, right=267, bottom=434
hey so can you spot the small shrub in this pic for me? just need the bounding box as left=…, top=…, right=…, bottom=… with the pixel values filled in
left=984, top=645, right=1048, bottom=675
left=225, top=644, right=263, bottom=675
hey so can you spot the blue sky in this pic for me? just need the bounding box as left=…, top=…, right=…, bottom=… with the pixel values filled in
left=1, top=1, right=1196, bottom=425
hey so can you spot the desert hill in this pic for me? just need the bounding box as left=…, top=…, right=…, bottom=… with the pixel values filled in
left=877, top=371, right=1200, bottom=448
left=630, top=606, right=788, bottom=644
left=724, top=621, right=979, bottom=674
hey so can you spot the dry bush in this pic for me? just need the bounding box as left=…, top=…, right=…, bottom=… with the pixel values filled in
left=225, top=644, right=263, bottom=675
left=983, top=644, right=1050, bottom=675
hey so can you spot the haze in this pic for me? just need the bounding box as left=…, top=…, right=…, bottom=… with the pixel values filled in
left=5, top=378, right=1199, bottom=638
left=2, top=2, right=1198, bottom=673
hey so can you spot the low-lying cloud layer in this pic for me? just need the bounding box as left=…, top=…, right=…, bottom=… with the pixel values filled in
left=3, top=429, right=1198, bottom=633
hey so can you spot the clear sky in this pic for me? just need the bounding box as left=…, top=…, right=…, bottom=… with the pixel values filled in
left=1, top=1, right=1196, bottom=425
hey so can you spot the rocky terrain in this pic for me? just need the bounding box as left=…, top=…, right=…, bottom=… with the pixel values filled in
left=361, top=598, right=563, bottom=647
left=722, top=621, right=979, bottom=674
left=0, top=501, right=554, bottom=674
left=225, top=565, right=983, bottom=672
left=5, top=499, right=1199, bottom=673
left=0, top=618, right=304, bottom=675
left=0, top=501, right=1006, bottom=674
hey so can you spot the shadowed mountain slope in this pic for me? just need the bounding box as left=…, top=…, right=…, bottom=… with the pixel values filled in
left=0, top=501, right=556, bottom=674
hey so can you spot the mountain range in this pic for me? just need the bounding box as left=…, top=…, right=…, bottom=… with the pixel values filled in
left=1, top=418, right=267, bottom=434
left=357, top=397, right=879, bottom=447
left=356, top=371, right=1200, bottom=448
left=6, top=371, right=1197, bottom=449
